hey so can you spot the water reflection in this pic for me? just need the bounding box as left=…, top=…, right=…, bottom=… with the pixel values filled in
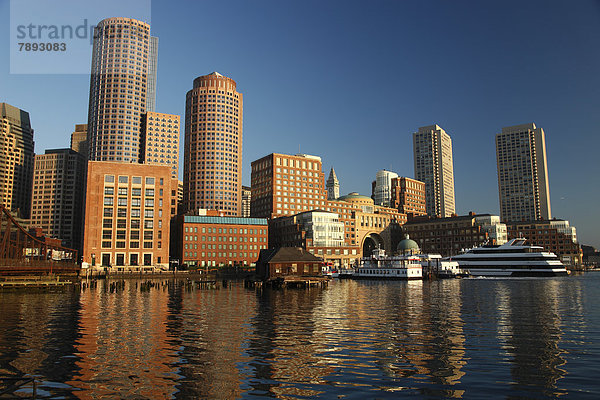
left=0, top=276, right=595, bottom=398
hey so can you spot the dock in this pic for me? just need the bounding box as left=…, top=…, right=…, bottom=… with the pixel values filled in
left=0, top=275, right=74, bottom=289
left=247, top=276, right=329, bottom=289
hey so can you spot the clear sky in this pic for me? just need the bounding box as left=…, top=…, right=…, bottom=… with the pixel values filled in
left=1, top=0, right=599, bottom=248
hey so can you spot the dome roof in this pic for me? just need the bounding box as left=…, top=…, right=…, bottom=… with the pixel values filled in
left=397, top=235, right=419, bottom=252
left=337, top=192, right=373, bottom=202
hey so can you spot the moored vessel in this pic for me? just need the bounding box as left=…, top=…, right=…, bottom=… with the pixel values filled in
left=449, top=238, right=568, bottom=277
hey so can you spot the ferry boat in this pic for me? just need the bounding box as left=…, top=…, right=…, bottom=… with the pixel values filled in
left=353, top=248, right=422, bottom=280
left=449, top=238, right=568, bottom=277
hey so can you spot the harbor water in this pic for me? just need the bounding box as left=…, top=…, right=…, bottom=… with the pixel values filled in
left=1, top=273, right=599, bottom=398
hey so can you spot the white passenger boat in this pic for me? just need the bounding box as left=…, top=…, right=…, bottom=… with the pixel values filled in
left=449, top=238, right=568, bottom=277
left=354, top=248, right=422, bottom=280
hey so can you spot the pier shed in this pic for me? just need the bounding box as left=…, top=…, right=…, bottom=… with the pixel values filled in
left=256, top=247, right=324, bottom=281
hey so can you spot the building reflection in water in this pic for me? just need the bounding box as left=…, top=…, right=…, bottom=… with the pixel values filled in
left=67, top=280, right=178, bottom=399
left=167, top=281, right=257, bottom=399
left=0, top=290, right=82, bottom=387
left=0, top=276, right=589, bottom=398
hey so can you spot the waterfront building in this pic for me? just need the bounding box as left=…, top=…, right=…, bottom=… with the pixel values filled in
left=326, top=193, right=406, bottom=260
left=70, top=124, right=88, bottom=158
left=241, top=185, right=251, bottom=217
left=173, top=210, right=268, bottom=268
left=507, top=219, right=581, bottom=266
left=390, top=176, right=426, bottom=218
left=140, top=111, right=180, bottom=178
left=82, top=161, right=176, bottom=270
left=402, top=212, right=505, bottom=257
left=326, top=167, right=340, bottom=200
left=413, top=124, right=456, bottom=218
left=256, top=247, right=323, bottom=281
left=0, top=102, right=34, bottom=218
left=496, top=123, right=551, bottom=222
left=269, top=210, right=359, bottom=268
left=183, top=72, right=243, bottom=216
left=474, top=215, right=508, bottom=245
left=30, top=149, right=87, bottom=251
left=250, top=153, right=326, bottom=218
left=87, top=17, right=157, bottom=163
left=372, top=169, right=398, bottom=206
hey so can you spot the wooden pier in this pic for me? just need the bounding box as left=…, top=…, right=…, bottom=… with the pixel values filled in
left=0, top=275, right=74, bottom=289
left=245, top=276, right=329, bottom=289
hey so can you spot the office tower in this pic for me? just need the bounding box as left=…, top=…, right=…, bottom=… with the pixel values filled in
left=413, top=124, right=456, bottom=218
left=70, top=124, right=88, bottom=158
left=326, top=167, right=340, bottom=200
left=146, top=36, right=158, bottom=112
left=250, top=153, right=326, bottom=218
left=0, top=102, right=34, bottom=218
left=241, top=185, right=251, bottom=217
left=30, top=149, right=87, bottom=250
left=373, top=169, right=398, bottom=206
left=390, top=176, right=426, bottom=217
left=87, top=17, right=157, bottom=162
left=82, top=162, right=175, bottom=270
left=183, top=72, right=243, bottom=216
left=496, top=123, right=551, bottom=222
left=140, top=112, right=180, bottom=178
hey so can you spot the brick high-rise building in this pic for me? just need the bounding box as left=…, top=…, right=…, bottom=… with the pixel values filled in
left=496, top=123, right=551, bottom=223
left=390, top=177, right=426, bottom=218
left=87, top=17, right=157, bottom=163
left=82, top=162, right=176, bottom=270
left=30, top=149, right=87, bottom=250
left=140, top=112, right=180, bottom=178
left=413, top=124, right=455, bottom=218
left=183, top=72, right=243, bottom=216
left=70, top=124, right=88, bottom=159
left=0, top=102, right=34, bottom=218
left=250, top=153, right=326, bottom=218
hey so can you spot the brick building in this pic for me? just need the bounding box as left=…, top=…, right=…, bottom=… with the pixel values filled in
left=251, top=153, right=327, bottom=218
left=174, top=211, right=268, bottom=268
left=402, top=213, right=506, bottom=257
left=82, top=162, right=176, bottom=271
left=507, top=219, right=582, bottom=266
left=390, top=177, right=426, bottom=218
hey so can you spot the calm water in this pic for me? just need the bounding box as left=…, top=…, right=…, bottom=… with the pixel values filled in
left=1, top=274, right=600, bottom=399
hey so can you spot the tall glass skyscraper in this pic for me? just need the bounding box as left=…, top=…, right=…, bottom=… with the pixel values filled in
left=87, top=17, right=158, bottom=163
left=183, top=72, right=243, bottom=216
left=413, top=124, right=456, bottom=218
left=496, top=123, right=551, bottom=223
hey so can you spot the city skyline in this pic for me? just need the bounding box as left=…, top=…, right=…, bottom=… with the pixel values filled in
left=0, top=0, right=598, bottom=247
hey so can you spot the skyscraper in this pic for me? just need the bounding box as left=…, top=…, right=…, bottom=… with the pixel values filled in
left=390, top=177, right=426, bottom=218
left=413, top=124, right=455, bottom=218
left=30, top=149, right=87, bottom=250
left=496, top=123, right=551, bottom=222
left=183, top=72, right=243, bottom=216
left=140, top=112, right=180, bottom=178
left=326, top=167, right=340, bottom=200
left=70, top=124, right=88, bottom=158
left=372, top=169, right=398, bottom=206
left=250, top=153, right=326, bottom=218
left=87, top=17, right=157, bottom=162
left=0, top=102, right=34, bottom=218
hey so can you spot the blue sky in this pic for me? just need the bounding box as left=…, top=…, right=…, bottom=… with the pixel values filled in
left=1, top=0, right=599, bottom=247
